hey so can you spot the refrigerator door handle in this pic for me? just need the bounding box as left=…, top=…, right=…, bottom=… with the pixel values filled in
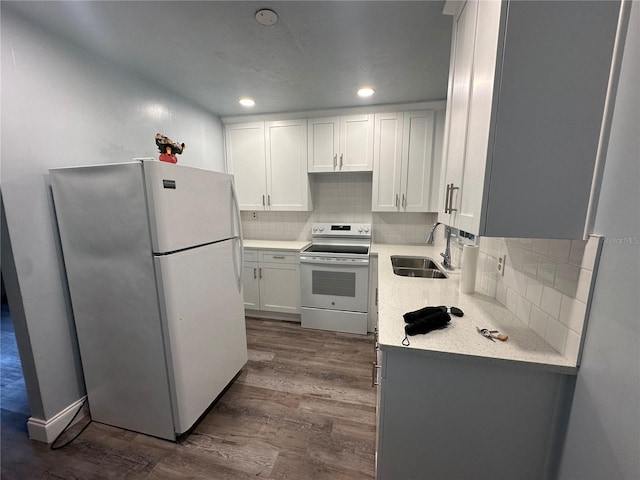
left=230, top=181, right=244, bottom=292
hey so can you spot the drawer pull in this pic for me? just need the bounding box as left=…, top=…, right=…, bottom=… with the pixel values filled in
left=272, top=255, right=285, bottom=259
left=371, top=362, right=381, bottom=387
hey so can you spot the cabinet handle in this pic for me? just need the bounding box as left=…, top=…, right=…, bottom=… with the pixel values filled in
left=402, top=194, right=406, bottom=208
left=444, top=184, right=450, bottom=213
left=253, top=267, right=257, bottom=279
left=259, top=268, right=262, bottom=279
left=395, top=194, right=399, bottom=207
left=371, top=362, right=381, bottom=387
left=333, top=154, right=337, bottom=169
left=448, top=183, right=458, bottom=213
left=272, top=255, right=285, bottom=259
left=267, top=194, right=271, bottom=207
left=262, top=195, right=266, bottom=207
left=375, top=287, right=378, bottom=306
left=339, top=153, right=343, bottom=169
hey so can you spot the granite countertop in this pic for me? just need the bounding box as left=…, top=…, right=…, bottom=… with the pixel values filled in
left=371, top=244, right=577, bottom=375
left=243, top=239, right=311, bottom=251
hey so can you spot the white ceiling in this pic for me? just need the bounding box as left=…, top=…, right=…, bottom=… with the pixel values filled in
left=5, top=1, right=452, bottom=117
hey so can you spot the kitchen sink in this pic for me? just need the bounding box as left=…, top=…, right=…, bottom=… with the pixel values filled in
left=390, top=256, right=448, bottom=279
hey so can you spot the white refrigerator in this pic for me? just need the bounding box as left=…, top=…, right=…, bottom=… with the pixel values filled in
left=49, top=160, right=247, bottom=440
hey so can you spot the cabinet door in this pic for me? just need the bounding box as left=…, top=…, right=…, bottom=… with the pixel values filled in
left=372, top=113, right=403, bottom=211
left=259, top=262, right=301, bottom=314
left=266, top=120, right=310, bottom=211
left=242, top=261, right=260, bottom=310
left=401, top=110, right=437, bottom=212
left=225, top=122, right=267, bottom=210
left=456, top=0, right=501, bottom=234
left=439, top=0, right=478, bottom=227
left=340, top=114, right=374, bottom=171
left=308, top=117, right=339, bottom=172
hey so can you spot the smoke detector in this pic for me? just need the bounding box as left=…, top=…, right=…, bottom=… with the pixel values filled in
left=255, top=9, right=278, bottom=26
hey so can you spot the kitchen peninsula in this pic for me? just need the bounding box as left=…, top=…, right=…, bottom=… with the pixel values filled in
left=372, top=244, right=577, bottom=480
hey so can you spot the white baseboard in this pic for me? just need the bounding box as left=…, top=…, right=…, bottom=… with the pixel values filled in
left=27, top=396, right=88, bottom=443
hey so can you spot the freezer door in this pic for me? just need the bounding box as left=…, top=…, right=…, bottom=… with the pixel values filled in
left=143, top=161, right=239, bottom=253
left=155, top=239, right=248, bottom=434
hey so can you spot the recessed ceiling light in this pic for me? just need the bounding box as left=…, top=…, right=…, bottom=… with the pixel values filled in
left=357, top=87, right=375, bottom=98
left=239, top=98, right=256, bottom=107
left=255, top=9, right=278, bottom=26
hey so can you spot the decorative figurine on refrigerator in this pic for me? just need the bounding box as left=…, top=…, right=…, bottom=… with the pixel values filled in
left=155, top=133, right=185, bottom=164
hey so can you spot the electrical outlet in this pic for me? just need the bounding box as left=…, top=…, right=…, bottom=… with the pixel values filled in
left=496, top=254, right=507, bottom=276
left=252, top=212, right=257, bottom=219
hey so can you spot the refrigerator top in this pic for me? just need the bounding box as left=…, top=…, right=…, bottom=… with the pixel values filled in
left=50, top=161, right=241, bottom=255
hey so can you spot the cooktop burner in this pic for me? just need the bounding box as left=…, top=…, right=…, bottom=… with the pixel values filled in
left=303, top=244, right=369, bottom=255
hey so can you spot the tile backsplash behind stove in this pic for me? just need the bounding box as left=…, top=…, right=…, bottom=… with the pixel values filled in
left=240, top=172, right=439, bottom=245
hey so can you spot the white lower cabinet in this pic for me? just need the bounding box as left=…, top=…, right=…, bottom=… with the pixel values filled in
left=242, top=249, right=300, bottom=315
left=375, top=348, right=574, bottom=480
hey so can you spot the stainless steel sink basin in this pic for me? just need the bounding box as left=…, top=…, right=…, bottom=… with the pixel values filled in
left=390, top=256, right=448, bottom=279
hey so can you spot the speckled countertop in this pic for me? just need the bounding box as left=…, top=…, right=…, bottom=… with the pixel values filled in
left=372, top=244, right=578, bottom=375
left=243, top=239, right=311, bottom=251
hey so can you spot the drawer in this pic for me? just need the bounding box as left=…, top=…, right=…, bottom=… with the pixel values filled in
left=259, top=250, right=298, bottom=264
left=243, top=249, right=258, bottom=262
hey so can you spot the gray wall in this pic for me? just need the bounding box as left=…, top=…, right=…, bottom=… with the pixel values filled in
left=1, top=7, right=225, bottom=422
left=558, top=2, right=639, bottom=478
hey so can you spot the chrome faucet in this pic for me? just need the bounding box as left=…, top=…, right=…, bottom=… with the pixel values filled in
left=426, top=222, right=454, bottom=271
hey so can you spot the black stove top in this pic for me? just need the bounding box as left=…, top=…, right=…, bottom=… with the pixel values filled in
left=302, top=244, right=369, bottom=255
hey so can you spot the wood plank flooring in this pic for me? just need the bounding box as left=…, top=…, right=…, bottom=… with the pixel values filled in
left=1, top=317, right=377, bottom=479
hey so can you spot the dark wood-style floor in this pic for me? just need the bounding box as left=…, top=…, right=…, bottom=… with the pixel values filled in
left=1, top=316, right=377, bottom=479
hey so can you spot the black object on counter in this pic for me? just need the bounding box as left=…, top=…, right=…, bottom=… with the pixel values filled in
left=405, top=311, right=451, bottom=336
left=403, top=305, right=463, bottom=323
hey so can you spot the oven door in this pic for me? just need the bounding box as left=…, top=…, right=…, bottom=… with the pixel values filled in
left=300, top=258, right=369, bottom=313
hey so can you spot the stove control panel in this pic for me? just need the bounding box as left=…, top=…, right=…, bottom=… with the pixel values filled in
left=311, top=223, right=371, bottom=237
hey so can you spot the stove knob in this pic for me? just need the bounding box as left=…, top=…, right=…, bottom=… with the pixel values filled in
left=313, top=227, right=318, bottom=232
left=358, top=227, right=363, bottom=233
left=319, top=227, right=324, bottom=232
left=364, top=227, right=370, bottom=233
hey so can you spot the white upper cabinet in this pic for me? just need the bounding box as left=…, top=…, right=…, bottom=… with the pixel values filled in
left=308, top=114, right=374, bottom=172
left=372, top=110, right=445, bottom=212
left=225, top=119, right=311, bottom=211
left=439, top=0, right=622, bottom=239
left=265, top=120, right=311, bottom=210
left=225, top=122, right=267, bottom=211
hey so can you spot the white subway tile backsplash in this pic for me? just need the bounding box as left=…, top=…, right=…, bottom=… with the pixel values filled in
left=505, top=241, right=525, bottom=270
left=496, top=283, right=508, bottom=306
left=529, top=305, right=548, bottom=339
left=559, top=295, right=587, bottom=335
left=576, top=268, right=593, bottom=304
left=525, top=277, right=543, bottom=306
left=568, top=240, right=586, bottom=266
left=545, top=316, right=568, bottom=355
left=547, top=239, right=572, bottom=261
left=533, top=239, right=549, bottom=255
left=476, top=235, right=601, bottom=362
left=506, top=288, right=519, bottom=314
left=582, top=236, right=600, bottom=272
left=516, top=296, right=532, bottom=324
left=523, top=251, right=539, bottom=276
left=540, top=286, right=563, bottom=319
left=537, top=255, right=557, bottom=285
left=554, top=262, right=581, bottom=296
left=565, top=330, right=582, bottom=364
